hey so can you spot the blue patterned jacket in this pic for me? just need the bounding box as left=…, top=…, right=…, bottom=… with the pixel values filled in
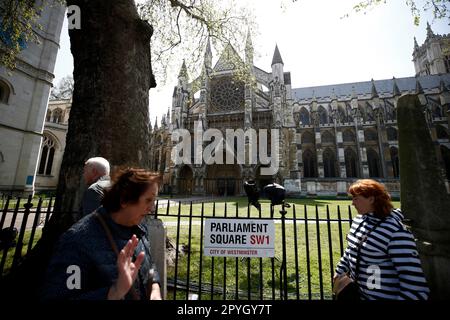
left=41, top=207, right=160, bottom=300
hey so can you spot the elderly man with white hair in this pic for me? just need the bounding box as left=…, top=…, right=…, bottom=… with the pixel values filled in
left=81, top=157, right=111, bottom=216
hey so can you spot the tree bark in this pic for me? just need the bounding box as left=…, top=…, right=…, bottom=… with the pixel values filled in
left=0, top=0, right=156, bottom=299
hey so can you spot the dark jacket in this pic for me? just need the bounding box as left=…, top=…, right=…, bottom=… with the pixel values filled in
left=41, top=207, right=160, bottom=300
left=81, top=175, right=111, bottom=216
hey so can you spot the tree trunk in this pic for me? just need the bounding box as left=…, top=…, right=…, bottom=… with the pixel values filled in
left=0, top=0, right=156, bottom=299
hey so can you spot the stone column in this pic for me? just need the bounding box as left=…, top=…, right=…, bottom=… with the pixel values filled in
left=356, top=125, right=369, bottom=178
left=351, top=97, right=369, bottom=177
left=296, top=130, right=303, bottom=178
left=316, top=129, right=324, bottom=178
left=335, top=128, right=346, bottom=178
left=397, top=94, right=450, bottom=300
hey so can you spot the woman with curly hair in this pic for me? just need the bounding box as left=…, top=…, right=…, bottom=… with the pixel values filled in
left=42, top=168, right=162, bottom=300
left=333, top=179, right=429, bottom=300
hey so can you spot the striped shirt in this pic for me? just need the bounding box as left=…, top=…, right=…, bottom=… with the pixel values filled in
left=335, top=208, right=430, bottom=300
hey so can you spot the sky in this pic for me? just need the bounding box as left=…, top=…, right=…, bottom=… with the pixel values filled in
left=52, top=0, right=450, bottom=124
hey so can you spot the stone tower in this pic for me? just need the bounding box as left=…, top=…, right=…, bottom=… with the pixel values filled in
left=413, top=22, right=450, bottom=76
left=0, top=2, right=65, bottom=195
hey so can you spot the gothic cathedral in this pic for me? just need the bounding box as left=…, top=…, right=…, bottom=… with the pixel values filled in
left=149, top=25, right=450, bottom=197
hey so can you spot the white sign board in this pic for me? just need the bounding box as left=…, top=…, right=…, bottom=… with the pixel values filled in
left=204, top=218, right=275, bottom=257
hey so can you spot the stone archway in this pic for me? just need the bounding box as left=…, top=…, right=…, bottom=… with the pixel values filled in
left=178, top=165, right=193, bottom=195
left=205, top=164, right=242, bottom=196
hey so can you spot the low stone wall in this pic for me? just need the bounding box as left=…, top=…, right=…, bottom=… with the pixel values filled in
left=300, top=179, right=402, bottom=198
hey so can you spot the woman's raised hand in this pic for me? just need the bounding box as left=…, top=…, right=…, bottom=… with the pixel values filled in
left=107, top=234, right=144, bottom=300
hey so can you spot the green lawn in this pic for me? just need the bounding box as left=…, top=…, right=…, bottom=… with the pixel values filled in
left=158, top=197, right=401, bottom=300
left=0, top=196, right=53, bottom=210
left=164, top=221, right=351, bottom=300
left=1, top=229, right=42, bottom=276
left=155, top=197, right=401, bottom=220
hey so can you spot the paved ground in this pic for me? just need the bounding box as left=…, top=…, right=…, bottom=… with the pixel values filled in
left=0, top=209, right=51, bottom=231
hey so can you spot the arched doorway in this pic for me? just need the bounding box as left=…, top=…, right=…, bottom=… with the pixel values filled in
left=178, top=165, right=193, bottom=195
left=367, top=148, right=381, bottom=178
left=344, top=147, right=358, bottom=178
left=205, top=164, right=241, bottom=196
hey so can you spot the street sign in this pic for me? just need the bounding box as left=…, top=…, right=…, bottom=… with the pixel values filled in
left=204, top=218, right=275, bottom=257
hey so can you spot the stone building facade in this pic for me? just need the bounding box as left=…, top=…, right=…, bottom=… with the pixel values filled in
left=150, top=28, right=450, bottom=197
left=34, top=99, right=71, bottom=192
left=0, top=2, right=65, bottom=195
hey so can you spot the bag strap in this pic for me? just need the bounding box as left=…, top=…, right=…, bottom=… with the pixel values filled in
left=354, top=217, right=384, bottom=281
left=95, top=212, right=141, bottom=300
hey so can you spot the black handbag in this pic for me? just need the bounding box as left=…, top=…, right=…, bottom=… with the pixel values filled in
left=335, top=279, right=360, bottom=300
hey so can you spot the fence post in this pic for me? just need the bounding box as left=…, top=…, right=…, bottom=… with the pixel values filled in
left=279, top=202, right=289, bottom=300
left=27, top=197, right=43, bottom=254
left=0, top=195, right=11, bottom=230
left=12, top=195, right=33, bottom=269
left=146, top=217, right=167, bottom=300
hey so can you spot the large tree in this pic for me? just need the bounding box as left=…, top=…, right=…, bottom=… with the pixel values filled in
left=0, top=0, right=252, bottom=299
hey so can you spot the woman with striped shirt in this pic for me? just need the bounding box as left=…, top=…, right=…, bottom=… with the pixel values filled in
left=334, top=179, right=430, bottom=300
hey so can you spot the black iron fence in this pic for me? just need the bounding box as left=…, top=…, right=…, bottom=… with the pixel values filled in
left=0, top=196, right=354, bottom=300
left=0, top=195, right=53, bottom=278
left=153, top=198, right=354, bottom=300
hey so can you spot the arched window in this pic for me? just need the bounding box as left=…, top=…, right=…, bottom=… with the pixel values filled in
left=323, top=148, right=337, bottom=177
left=364, top=129, right=378, bottom=142
left=358, top=105, right=366, bottom=122
left=345, top=148, right=358, bottom=178
left=367, top=148, right=381, bottom=178
left=0, top=80, right=11, bottom=104
left=46, top=110, right=52, bottom=122
left=423, top=62, right=430, bottom=75
left=441, top=145, right=450, bottom=180
left=390, top=147, right=400, bottom=178
left=343, top=129, right=355, bottom=143
left=38, top=135, right=56, bottom=175
left=385, top=104, right=395, bottom=121
left=346, top=104, right=354, bottom=122
left=387, top=127, right=398, bottom=141
left=303, top=149, right=317, bottom=178
left=338, top=106, right=347, bottom=123
left=366, top=105, right=374, bottom=121
left=436, top=125, right=449, bottom=140
left=321, top=130, right=334, bottom=144
left=302, top=131, right=315, bottom=144
left=299, top=107, right=310, bottom=125
left=318, top=106, right=328, bottom=125
left=52, top=108, right=63, bottom=123
left=445, top=55, right=450, bottom=73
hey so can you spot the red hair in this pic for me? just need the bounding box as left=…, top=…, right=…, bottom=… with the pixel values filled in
left=348, top=179, right=393, bottom=217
